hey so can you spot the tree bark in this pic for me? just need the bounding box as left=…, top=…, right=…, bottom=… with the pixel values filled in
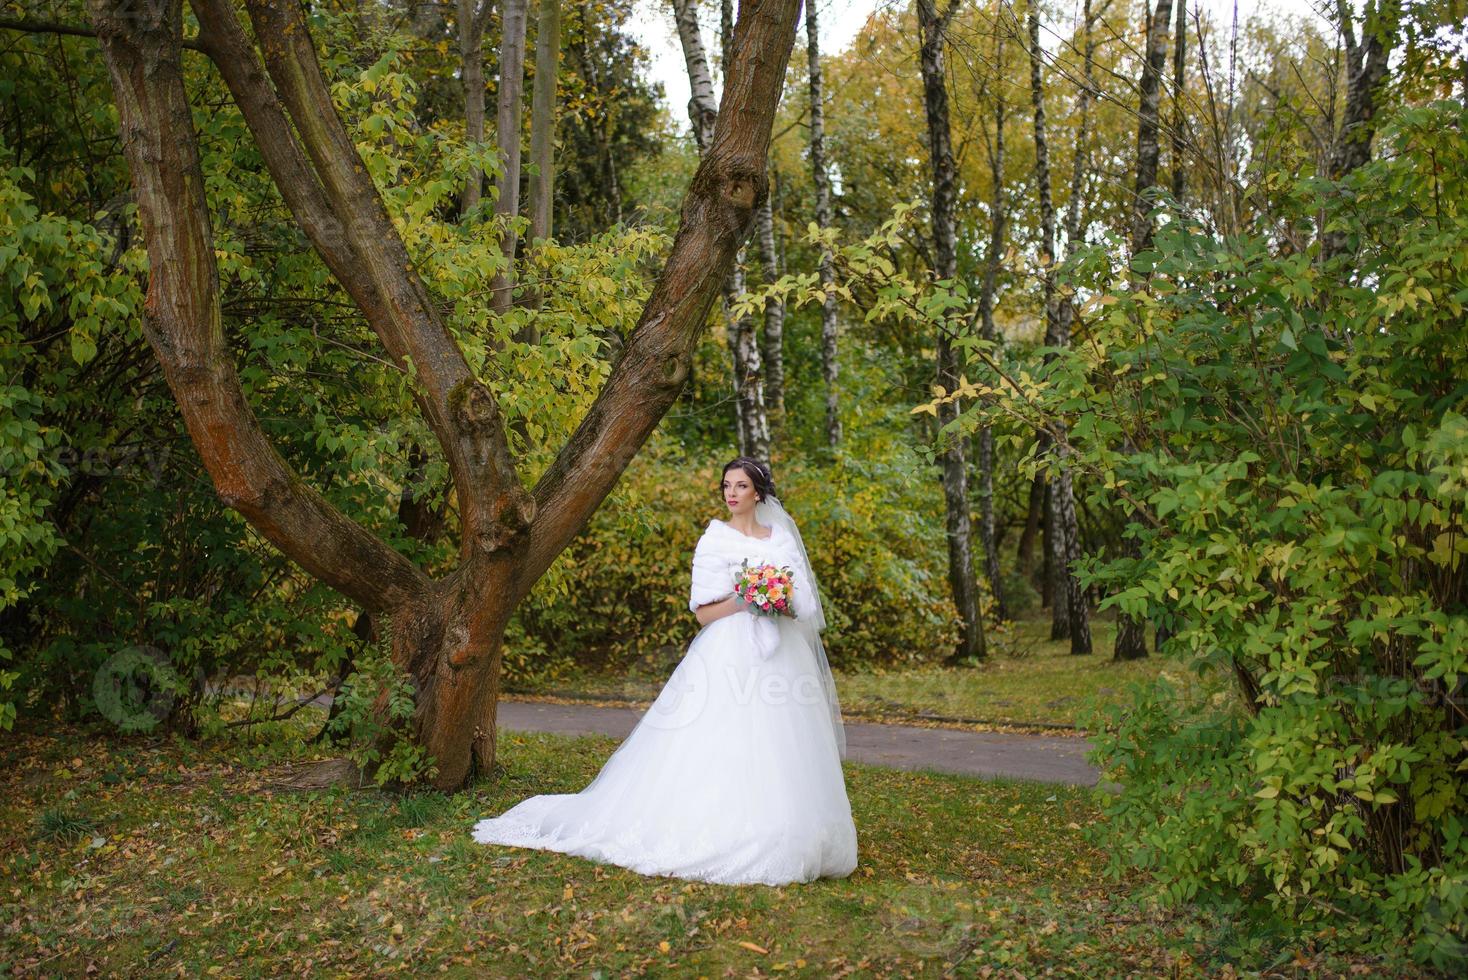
left=103, top=0, right=802, bottom=790
left=755, top=184, right=785, bottom=420
left=1028, top=1, right=1090, bottom=654
left=1170, top=0, right=1187, bottom=203
left=806, top=2, right=841, bottom=448
left=1322, top=0, right=1402, bottom=259
left=490, top=0, right=530, bottom=314
left=919, top=0, right=985, bottom=663
left=456, top=0, right=495, bottom=216
left=1131, top=0, right=1173, bottom=254
left=673, top=0, right=769, bottom=461
left=672, top=0, right=719, bottom=152
left=976, top=18, right=1009, bottom=622
left=529, top=0, right=561, bottom=243
left=1327, top=0, right=1400, bottom=181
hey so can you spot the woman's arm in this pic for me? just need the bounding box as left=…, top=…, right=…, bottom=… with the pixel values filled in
left=695, top=594, right=741, bottom=627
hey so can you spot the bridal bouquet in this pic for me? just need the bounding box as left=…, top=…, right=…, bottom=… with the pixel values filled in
left=733, top=559, right=797, bottom=618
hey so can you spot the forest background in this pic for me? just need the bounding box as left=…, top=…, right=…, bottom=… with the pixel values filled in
left=1, top=0, right=1466, bottom=966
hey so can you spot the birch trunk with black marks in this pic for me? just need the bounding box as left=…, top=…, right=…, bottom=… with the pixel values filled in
left=674, top=0, right=769, bottom=460
left=919, top=0, right=985, bottom=663
left=1028, top=1, right=1091, bottom=655
left=976, top=20, right=1009, bottom=622
left=1115, top=0, right=1174, bottom=661
left=100, top=0, right=802, bottom=790
left=1131, top=0, right=1173, bottom=254
left=755, top=186, right=786, bottom=421
left=806, top=0, right=841, bottom=447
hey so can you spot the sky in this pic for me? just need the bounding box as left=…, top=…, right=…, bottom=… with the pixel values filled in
left=628, top=0, right=1332, bottom=135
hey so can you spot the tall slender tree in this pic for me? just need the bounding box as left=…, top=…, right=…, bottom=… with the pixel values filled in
left=755, top=186, right=786, bottom=420
left=1027, top=0, right=1091, bottom=655
left=672, top=0, right=770, bottom=459
left=806, top=0, right=841, bottom=448
left=1115, top=0, right=1175, bottom=661
left=490, top=0, right=530, bottom=314
left=529, top=0, right=561, bottom=243
left=918, top=0, right=986, bottom=663
left=1131, top=0, right=1174, bottom=253
left=1170, top=0, right=1188, bottom=202
left=975, top=14, right=1009, bottom=622
left=456, top=0, right=496, bottom=216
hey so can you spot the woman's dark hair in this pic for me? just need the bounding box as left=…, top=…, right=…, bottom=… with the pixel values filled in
left=720, top=457, right=777, bottom=502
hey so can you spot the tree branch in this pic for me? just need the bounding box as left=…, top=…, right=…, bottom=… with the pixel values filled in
left=82, top=0, right=430, bottom=613
left=237, top=0, right=531, bottom=555
left=517, top=0, right=804, bottom=600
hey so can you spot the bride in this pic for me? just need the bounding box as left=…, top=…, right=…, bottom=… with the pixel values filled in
left=472, top=457, right=858, bottom=886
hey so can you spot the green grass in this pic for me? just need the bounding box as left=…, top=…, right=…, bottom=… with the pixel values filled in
left=0, top=722, right=1429, bottom=976
left=510, top=614, right=1226, bottom=730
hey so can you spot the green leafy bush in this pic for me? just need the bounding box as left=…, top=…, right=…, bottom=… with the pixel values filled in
left=1054, top=101, right=1468, bottom=966
left=509, top=432, right=960, bottom=680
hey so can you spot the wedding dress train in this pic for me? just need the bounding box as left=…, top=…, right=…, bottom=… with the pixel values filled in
left=471, top=516, right=858, bottom=886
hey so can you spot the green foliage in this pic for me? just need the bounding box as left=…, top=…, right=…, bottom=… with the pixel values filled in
left=324, top=616, right=438, bottom=788
left=1040, top=101, right=1468, bottom=967
left=510, top=433, right=960, bottom=680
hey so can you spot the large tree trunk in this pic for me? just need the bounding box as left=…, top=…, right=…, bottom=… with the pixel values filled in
left=755, top=186, right=786, bottom=421
left=457, top=0, right=495, bottom=216
left=1027, top=1, right=1090, bottom=655
left=976, top=19, right=1008, bottom=622
left=806, top=1, right=841, bottom=448
left=490, top=0, right=530, bottom=314
left=919, top=0, right=985, bottom=663
left=103, top=0, right=802, bottom=790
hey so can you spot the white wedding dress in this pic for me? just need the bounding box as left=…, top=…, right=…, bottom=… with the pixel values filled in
left=472, top=510, right=858, bottom=886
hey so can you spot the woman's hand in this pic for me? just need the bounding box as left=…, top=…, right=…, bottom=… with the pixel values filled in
left=694, top=594, right=742, bottom=628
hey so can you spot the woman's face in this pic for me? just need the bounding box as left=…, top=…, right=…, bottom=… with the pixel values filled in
left=721, top=467, right=760, bottom=518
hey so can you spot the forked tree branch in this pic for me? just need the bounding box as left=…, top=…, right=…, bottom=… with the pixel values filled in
left=82, top=0, right=430, bottom=612
left=236, top=0, right=531, bottom=555
left=516, top=0, right=805, bottom=600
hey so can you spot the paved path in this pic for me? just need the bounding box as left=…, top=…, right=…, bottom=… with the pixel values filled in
left=498, top=699, right=1111, bottom=790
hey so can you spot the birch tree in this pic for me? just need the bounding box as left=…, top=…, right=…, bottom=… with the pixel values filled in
left=918, top=0, right=986, bottom=662
left=672, top=0, right=770, bottom=459
left=806, top=0, right=841, bottom=447
left=1028, top=0, right=1091, bottom=655
left=975, top=14, right=1009, bottom=621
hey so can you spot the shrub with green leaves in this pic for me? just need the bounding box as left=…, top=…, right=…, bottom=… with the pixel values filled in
left=510, top=432, right=960, bottom=680
left=1043, top=101, right=1468, bottom=966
